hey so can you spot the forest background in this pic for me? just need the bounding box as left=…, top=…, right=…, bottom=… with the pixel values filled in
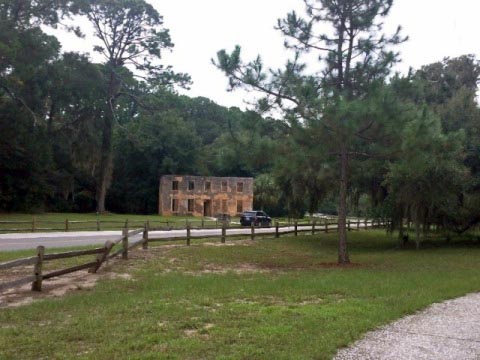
left=1, top=0, right=480, bottom=250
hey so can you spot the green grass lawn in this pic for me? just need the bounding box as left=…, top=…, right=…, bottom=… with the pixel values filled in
left=0, top=231, right=479, bottom=359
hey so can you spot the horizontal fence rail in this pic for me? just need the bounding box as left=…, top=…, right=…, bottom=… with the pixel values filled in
left=0, top=218, right=389, bottom=293
left=0, top=218, right=234, bottom=233
left=0, top=215, right=347, bottom=233
left=0, top=241, right=118, bottom=292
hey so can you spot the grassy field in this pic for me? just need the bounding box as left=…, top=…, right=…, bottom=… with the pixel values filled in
left=0, top=231, right=479, bottom=359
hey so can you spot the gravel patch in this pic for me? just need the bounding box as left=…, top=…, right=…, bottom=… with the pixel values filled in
left=335, top=292, right=480, bottom=360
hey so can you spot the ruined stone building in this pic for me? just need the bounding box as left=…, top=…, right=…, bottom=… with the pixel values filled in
left=158, top=175, right=254, bottom=217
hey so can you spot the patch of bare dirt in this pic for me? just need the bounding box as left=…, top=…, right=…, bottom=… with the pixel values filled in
left=0, top=264, right=133, bottom=309
left=0, top=240, right=254, bottom=309
left=1, top=272, right=96, bottom=308
left=184, top=262, right=272, bottom=275
left=183, top=323, right=215, bottom=339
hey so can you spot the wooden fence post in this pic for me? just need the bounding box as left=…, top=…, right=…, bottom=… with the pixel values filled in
left=347, top=220, right=351, bottom=232
left=275, top=221, right=279, bottom=238
left=143, top=222, right=149, bottom=250
left=65, top=219, right=69, bottom=232
left=186, top=222, right=191, bottom=246
left=251, top=222, right=255, bottom=240
left=201, top=218, right=205, bottom=229
left=124, top=219, right=129, bottom=229
left=325, top=220, right=329, bottom=233
left=32, top=216, right=36, bottom=233
left=32, top=245, right=45, bottom=291
left=365, top=218, right=368, bottom=230
left=357, top=220, right=360, bottom=231
left=294, top=220, right=298, bottom=236
left=221, top=222, right=226, bottom=243
left=216, top=219, right=218, bottom=229
left=122, top=227, right=128, bottom=259
left=89, top=241, right=115, bottom=273
left=96, top=219, right=101, bottom=231
left=312, top=220, right=316, bottom=235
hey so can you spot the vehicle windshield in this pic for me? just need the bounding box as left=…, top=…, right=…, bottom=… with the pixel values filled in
left=243, top=211, right=256, bottom=216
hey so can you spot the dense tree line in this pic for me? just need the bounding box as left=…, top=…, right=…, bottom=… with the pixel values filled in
left=1, top=0, right=480, bottom=260
left=0, top=0, right=279, bottom=214
left=215, top=0, right=480, bottom=261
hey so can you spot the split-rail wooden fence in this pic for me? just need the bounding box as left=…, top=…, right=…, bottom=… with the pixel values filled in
left=0, top=218, right=388, bottom=293
left=0, top=218, right=231, bottom=233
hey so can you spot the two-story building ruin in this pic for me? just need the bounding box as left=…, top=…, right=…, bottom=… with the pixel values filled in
left=158, top=175, right=254, bottom=217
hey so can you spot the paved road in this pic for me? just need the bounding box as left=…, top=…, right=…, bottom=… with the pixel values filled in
left=335, top=292, right=480, bottom=360
left=0, top=224, right=340, bottom=251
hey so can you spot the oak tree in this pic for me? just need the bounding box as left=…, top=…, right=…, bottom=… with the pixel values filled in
left=77, top=0, right=190, bottom=212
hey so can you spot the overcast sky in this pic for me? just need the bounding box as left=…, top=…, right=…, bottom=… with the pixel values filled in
left=50, top=0, right=480, bottom=109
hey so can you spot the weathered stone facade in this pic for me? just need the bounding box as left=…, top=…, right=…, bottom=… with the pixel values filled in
left=159, top=175, right=254, bottom=217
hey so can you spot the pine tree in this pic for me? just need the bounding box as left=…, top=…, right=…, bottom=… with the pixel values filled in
left=215, top=0, right=405, bottom=264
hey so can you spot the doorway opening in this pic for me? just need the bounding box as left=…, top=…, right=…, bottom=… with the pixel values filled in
left=203, top=200, right=212, bottom=217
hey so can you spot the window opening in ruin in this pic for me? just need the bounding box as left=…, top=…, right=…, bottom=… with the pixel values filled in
left=187, top=199, right=194, bottom=212
left=172, top=181, right=179, bottom=191
left=236, top=200, right=243, bottom=213
left=221, top=181, right=228, bottom=192
left=188, top=181, right=195, bottom=190
left=237, top=182, right=244, bottom=193
left=171, top=199, right=179, bottom=212
left=205, top=181, right=211, bottom=191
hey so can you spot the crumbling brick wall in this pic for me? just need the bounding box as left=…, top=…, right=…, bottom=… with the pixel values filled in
left=159, top=175, right=254, bottom=217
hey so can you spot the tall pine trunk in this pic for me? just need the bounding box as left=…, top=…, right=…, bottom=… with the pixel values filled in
left=96, top=70, right=119, bottom=213
left=338, top=145, right=350, bottom=264
left=96, top=112, right=113, bottom=213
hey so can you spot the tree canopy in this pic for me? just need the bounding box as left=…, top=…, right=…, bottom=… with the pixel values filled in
left=215, top=0, right=406, bottom=263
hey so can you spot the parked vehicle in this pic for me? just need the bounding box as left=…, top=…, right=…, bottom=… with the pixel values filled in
left=240, top=211, right=272, bottom=227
